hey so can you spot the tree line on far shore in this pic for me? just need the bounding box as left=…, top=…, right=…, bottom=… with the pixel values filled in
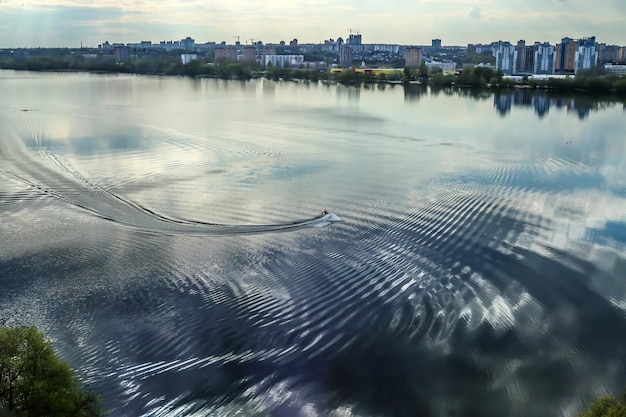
left=1, top=54, right=625, bottom=94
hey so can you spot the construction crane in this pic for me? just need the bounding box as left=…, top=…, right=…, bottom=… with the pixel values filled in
left=248, top=38, right=257, bottom=45
left=232, top=35, right=240, bottom=43
left=347, top=28, right=360, bottom=35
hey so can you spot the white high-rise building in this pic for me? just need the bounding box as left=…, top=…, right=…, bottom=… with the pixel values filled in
left=181, top=54, right=198, bottom=65
left=493, top=41, right=517, bottom=75
left=264, top=55, right=304, bottom=69
left=575, top=37, right=598, bottom=73
left=534, top=42, right=556, bottom=74
left=425, top=61, right=456, bottom=72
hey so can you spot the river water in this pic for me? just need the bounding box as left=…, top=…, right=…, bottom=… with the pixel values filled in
left=1, top=70, right=625, bottom=417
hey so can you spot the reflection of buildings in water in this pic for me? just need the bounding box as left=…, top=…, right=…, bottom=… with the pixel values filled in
left=494, top=93, right=513, bottom=116
left=532, top=95, right=551, bottom=118
left=336, top=85, right=361, bottom=104
left=261, top=78, right=276, bottom=100
left=492, top=91, right=600, bottom=119
left=553, top=97, right=591, bottom=119
left=348, top=86, right=360, bottom=103
left=569, top=102, right=591, bottom=120
left=429, top=86, right=456, bottom=97
left=553, top=98, right=567, bottom=110
left=403, top=84, right=427, bottom=102
left=512, top=90, right=551, bottom=118
left=494, top=90, right=537, bottom=116
left=512, top=89, right=533, bottom=107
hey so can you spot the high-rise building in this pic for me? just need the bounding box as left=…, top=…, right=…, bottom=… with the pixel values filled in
left=114, top=45, right=131, bottom=63
left=181, top=36, right=195, bottom=50
left=432, top=39, right=442, bottom=48
left=468, top=43, right=493, bottom=54
left=405, top=46, right=423, bottom=68
left=555, top=37, right=577, bottom=73
left=534, top=42, right=556, bottom=74
left=263, top=45, right=277, bottom=58
left=214, top=46, right=238, bottom=61
left=575, top=36, right=598, bottom=73
left=515, top=40, right=534, bottom=74
left=264, top=55, right=304, bottom=68
left=598, top=44, right=620, bottom=63
left=347, top=34, right=362, bottom=45
left=243, top=46, right=257, bottom=63
left=339, top=45, right=353, bottom=67
left=493, top=41, right=516, bottom=75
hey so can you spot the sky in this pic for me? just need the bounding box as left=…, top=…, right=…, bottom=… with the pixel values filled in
left=0, top=0, right=625, bottom=48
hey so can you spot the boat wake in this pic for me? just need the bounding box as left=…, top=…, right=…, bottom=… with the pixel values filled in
left=0, top=115, right=341, bottom=236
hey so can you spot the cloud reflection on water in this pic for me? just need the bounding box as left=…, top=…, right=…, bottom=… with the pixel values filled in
left=0, top=73, right=625, bottom=417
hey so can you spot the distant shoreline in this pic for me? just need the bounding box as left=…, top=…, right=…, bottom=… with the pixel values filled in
left=2, top=59, right=625, bottom=97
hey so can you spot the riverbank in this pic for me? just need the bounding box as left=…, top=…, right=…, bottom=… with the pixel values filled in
left=2, top=55, right=625, bottom=95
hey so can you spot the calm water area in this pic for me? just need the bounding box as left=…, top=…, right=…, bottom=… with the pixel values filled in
left=1, top=70, right=626, bottom=417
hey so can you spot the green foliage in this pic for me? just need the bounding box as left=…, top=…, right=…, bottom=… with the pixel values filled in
left=430, top=73, right=454, bottom=87
left=334, top=70, right=364, bottom=84
left=418, top=62, right=429, bottom=79
left=584, top=77, right=613, bottom=93
left=264, top=67, right=321, bottom=82
left=376, top=72, right=389, bottom=82
left=471, top=66, right=495, bottom=84
left=0, top=327, right=103, bottom=417
left=578, top=395, right=626, bottom=417
left=388, top=72, right=402, bottom=82
left=302, top=51, right=326, bottom=63
left=615, top=79, right=626, bottom=94
left=461, top=51, right=496, bottom=66
left=3, top=51, right=626, bottom=96
left=576, top=64, right=607, bottom=78
left=429, top=66, right=443, bottom=76
left=362, top=71, right=376, bottom=84
left=456, top=65, right=488, bottom=87
left=546, top=77, right=584, bottom=91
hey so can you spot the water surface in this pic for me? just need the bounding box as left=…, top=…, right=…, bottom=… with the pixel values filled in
left=1, top=71, right=625, bottom=417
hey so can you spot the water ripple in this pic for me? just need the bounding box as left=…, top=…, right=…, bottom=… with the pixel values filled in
left=0, top=115, right=341, bottom=236
left=1, top=78, right=625, bottom=417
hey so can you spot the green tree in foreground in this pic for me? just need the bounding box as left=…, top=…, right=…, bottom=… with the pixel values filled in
left=579, top=393, right=626, bottom=417
left=0, top=327, right=103, bottom=417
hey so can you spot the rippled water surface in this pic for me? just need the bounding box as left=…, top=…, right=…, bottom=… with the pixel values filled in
left=1, top=70, right=626, bottom=417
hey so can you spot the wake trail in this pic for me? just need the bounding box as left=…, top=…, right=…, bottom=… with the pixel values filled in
left=0, top=115, right=341, bottom=236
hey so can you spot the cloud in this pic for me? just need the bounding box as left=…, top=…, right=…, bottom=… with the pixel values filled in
left=468, top=5, right=483, bottom=19
left=0, top=0, right=625, bottom=47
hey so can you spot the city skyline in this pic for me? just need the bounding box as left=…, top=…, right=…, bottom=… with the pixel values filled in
left=1, top=0, right=625, bottom=48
